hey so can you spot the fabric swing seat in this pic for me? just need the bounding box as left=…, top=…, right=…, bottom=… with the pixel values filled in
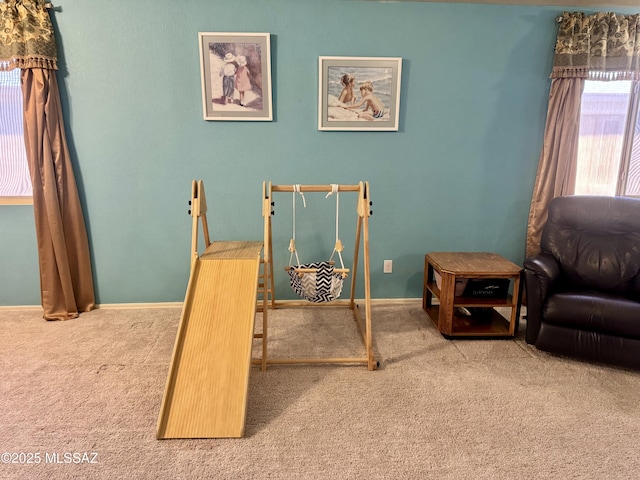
left=288, top=261, right=345, bottom=303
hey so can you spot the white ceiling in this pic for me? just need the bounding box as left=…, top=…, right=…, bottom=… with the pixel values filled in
left=395, top=0, right=639, bottom=6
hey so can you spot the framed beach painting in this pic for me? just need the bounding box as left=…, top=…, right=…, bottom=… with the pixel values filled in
left=198, top=32, right=272, bottom=121
left=318, top=56, right=402, bottom=131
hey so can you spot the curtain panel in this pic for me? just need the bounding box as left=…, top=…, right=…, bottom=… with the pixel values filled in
left=0, top=0, right=95, bottom=319
left=525, top=78, right=583, bottom=258
left=0, top=0, right=57, bottom=71
left=526, top=11, right=640, bottom=257
left=552, top=12, right=640, bottom=80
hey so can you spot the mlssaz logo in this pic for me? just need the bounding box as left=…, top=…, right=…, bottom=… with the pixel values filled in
left=45, top=452, right=99, bottom=464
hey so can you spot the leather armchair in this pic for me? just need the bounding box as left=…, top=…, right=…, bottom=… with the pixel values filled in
left=524, top=195, right=640, bottom=369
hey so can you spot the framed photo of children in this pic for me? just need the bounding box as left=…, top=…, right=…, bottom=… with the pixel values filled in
left=318, top=56, right=402, bottom=131
left=198, top=32, right=272, bottom=121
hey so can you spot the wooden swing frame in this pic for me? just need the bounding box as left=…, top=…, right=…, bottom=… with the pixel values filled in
left=254, top=181, right=376, bottom=371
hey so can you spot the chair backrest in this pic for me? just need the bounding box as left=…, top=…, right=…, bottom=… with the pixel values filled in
left=541, top=195, right=640, bottom=296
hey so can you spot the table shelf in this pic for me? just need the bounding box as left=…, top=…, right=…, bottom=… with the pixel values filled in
left=425, top=281, right=514, bottom=308
left=423, top=305, right=512, bottom=338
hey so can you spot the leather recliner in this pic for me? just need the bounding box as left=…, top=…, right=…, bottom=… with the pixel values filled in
left=524, top=195, right=640, bottom=369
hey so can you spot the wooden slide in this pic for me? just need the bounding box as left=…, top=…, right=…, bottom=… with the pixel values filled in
left=157, top=181, right=263, bottom=439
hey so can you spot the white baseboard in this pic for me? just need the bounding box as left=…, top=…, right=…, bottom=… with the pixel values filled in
left=0, top=298, right=423, bottom=311
left=0, top=305, right=42, bottom=312
left=94, top=302, right=183, bottom=310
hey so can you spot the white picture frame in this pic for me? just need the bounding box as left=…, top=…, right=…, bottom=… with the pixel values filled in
left=318, top=56, right=402, bottom=131
left=199, top=32, right=272, bottom=121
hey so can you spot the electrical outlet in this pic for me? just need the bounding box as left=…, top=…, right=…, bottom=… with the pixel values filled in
left=383, top=260, right=392, bottom=274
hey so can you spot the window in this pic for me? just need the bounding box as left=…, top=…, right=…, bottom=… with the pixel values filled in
left=576, top=80, right=640, bottom=197
left=0, top=69, right=32, bottom=205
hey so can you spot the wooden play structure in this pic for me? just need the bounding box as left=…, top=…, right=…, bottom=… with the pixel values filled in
left=255, top=182, right=376, bottom=371
left=157, top=180, right=374, bottom=440
left=156, top=180, right=266, bottom=439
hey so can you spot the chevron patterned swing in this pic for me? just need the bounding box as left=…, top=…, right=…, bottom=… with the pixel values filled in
left=286, top=184, right=348, bottom=303
left=254, top=182, right=377, bottom=370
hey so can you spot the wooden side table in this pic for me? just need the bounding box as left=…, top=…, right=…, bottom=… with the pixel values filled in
left=422, top=252, right=523, bottom=338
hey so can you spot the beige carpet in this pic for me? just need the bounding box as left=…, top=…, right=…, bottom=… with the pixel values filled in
left=1, top=303, right=639, bottom=479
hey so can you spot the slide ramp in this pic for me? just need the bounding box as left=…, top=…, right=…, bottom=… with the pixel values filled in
left=157, top=240, right=263, bottom=439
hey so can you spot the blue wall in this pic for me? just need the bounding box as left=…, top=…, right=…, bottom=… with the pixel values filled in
left=1, top=1, right=627, bottom=306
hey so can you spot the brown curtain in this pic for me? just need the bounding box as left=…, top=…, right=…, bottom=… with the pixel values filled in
left=1, top=0, right=95, bottom=320
left=525, top=78, right=582, bottom=257
left=526, top=12, right=640, bottom=257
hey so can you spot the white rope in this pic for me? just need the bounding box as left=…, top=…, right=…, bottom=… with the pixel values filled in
left=327, top=184, right=345, bottom=270
left=289, top=185, right=303, bottom=266
left=325, top=184, right=339, bottom=242
left=295, top=184, right=306, bottom=208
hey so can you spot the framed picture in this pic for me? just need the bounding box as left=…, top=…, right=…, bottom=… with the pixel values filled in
left=198, top=32, right=272, bottom=121
left=318, top=56, right=402, bottom=131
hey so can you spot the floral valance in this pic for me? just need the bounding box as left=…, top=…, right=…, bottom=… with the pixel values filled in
left=552, top=11, right=640, bottom=81
left=0, top=0, right=57, bottom=71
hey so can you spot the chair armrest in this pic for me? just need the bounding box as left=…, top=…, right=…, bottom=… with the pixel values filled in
left=523, top=253, right=561, bottom=344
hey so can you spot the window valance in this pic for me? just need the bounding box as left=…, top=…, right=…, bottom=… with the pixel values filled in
left=0, top=0, right=57, bottom=71
left=552, top=11, right=640, bottom=81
